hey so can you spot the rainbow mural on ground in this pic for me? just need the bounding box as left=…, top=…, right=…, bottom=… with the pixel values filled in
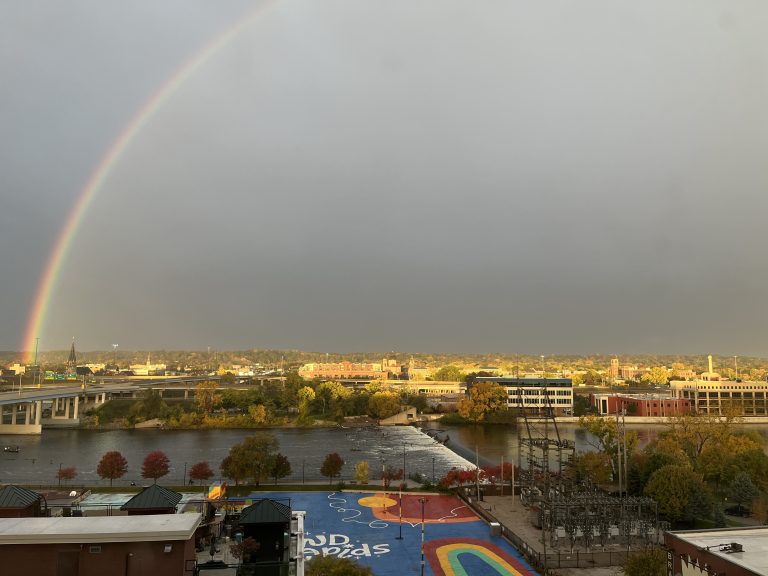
left=20, top=0, right=278, bottom=360
left=425, top=538, right=535, bottom=576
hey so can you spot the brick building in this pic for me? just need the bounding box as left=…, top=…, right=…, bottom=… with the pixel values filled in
left=590, top=393, right=692, bottom=417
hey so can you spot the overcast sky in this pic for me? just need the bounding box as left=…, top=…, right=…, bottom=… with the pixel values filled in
left=2, top=1, right=768, bottom=355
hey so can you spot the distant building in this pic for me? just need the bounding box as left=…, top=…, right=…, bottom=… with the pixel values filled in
left=699, top=354, right=722, bottom=381
left=129, top=353, right=166, bottom=376
left=477, top=377, right=573, bottom=415
left=590, top=393, right=692, bottom=417
left=670, top=379, right=768, bottom=416
left=609, top=358, right=619, bottom=379
left=298, top=359, right=395, bottom=380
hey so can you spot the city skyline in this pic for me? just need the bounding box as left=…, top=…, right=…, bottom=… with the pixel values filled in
left=2, top=1, right=768, bottom=356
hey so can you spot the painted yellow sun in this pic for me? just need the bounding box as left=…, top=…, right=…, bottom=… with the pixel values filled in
left=358, top=495, right=398, bottom=508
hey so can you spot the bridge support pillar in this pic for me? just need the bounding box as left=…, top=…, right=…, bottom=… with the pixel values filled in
left=0, top=401, right=42, bottom=434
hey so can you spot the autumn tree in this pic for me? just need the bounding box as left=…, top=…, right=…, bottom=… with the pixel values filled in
left=220, top=433, right=278, bottom=485
left=195, top=381, right=220, bottom=415
left=321, top=453, right=344, bottom=484
left=663, top=411, right=740, bottom=465
left=380, top=465, right=403, bottom=489
left=142, top=450, right=170, bottom=483
left=367, top=391, right=401, bottom=420
left=457, top=382, right=507, bottom=422
left=57, top=466, right=77, bottom=487
left=641, top=367, right=670, bottom=387
left=354, top=461, right=370, bottom=484
left=189, top=461, right=215, bottom=485
left=271, top=453, right=292, bottom=484
left=230, top=537, right=260, bottom=563
left=297, top=386, right=316, bottom=419
left=579, top=415, right=639, bottom=479
left=97, top=451, right=128, bottom=487
left=248, top=404, right=268, bottom=425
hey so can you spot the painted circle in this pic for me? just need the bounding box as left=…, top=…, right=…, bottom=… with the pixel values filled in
left=358, top=496, right=397, bottom=508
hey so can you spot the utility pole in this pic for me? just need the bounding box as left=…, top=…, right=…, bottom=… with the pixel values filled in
left=475, top=445, right=481, bottom=501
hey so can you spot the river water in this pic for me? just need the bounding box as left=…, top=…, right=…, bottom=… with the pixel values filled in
left=426, top=421, right=768, bottom=467
left=3, top=421, right=768, bottom=486
left=0, top=426, right=473, bottom=486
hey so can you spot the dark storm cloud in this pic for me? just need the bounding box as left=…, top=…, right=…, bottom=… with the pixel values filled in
left=2, top=1, right=768, bottom=354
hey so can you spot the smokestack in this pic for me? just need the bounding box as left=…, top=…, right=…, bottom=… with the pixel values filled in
left=708, top=355, right=713, bottom=374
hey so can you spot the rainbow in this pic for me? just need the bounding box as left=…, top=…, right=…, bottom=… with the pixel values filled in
left=20, top=0, right=278, bottom=361
left=425, top=538, right=536, bottom=576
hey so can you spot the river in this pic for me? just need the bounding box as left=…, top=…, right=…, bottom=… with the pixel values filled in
left=0, top=426, right=472, bottom=486
left=425, top=421, right=768, bottom=467
left=3, top=421, right=768, bottom=486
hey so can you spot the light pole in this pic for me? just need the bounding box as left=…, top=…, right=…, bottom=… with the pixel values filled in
left=302, top=459, right=305, bottom=485
left=112, top=344, right=118, bottom=371
left=419, top=497, right=427, bottom=576
left=540, top=355, right=545, bottom=376
left=183, top=462, right=187, bottom=487
left=734, top=356, right=739, bottom=380
left=402, top=444, right=406, bottom=485
left=432, top=457, right=435, bottom=484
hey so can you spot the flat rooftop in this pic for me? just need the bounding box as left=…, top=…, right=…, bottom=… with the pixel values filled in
left=668, top=526, right=768, bottom=575
left=0, top=513, right=201, bottom=544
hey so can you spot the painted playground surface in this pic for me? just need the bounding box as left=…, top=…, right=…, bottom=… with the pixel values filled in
left=249, top=491, right=539, bottom=576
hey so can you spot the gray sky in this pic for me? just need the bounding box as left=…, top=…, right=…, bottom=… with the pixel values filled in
left=2, top=1, right=768, bottom=355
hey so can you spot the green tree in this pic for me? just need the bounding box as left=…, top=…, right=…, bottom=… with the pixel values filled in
left=433, top=365, right=465, bottom=382
left=568, top=451, right=612, bottom=486
left=220, top=433, right=279, bottom=486
left=457, top=382, right=507, bottom=422
left=321, top=453, right=344, bottom=484
left=644, top=465, right=711, bottom=524
left=728, top=471, right=758, bottom=514
left=305, top=555, right=373, bottom=576
left=623, top=547, right=666, bottom=576
left=367, top=391, right=401, bottom=420
left=271, top=453, right=292, bottom=485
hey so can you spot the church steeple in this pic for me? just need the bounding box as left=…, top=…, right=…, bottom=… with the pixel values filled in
left=67, top=338, right=77, bottom=371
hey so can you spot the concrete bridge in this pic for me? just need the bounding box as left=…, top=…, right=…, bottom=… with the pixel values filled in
left=0, top=375, right=284, bottom=435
